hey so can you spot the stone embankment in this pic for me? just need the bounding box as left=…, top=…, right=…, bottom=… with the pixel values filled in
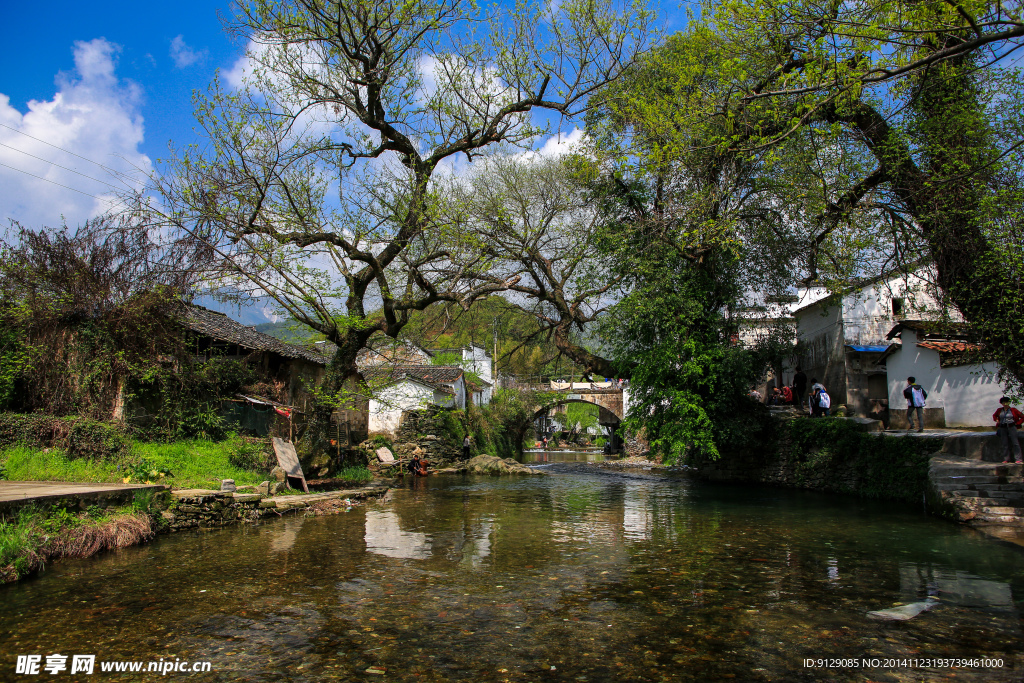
left=161, top=484, right=390, bottom=532
left=927, top=433, right=1024, bottom=543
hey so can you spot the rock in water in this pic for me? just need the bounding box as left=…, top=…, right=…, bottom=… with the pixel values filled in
left=466, top=455, right=546, bottom=476
left=867, top=599, right=938, bottom=621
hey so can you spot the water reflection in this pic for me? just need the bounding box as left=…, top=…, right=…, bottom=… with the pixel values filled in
left=1, top=470, right=1022, bottom=682
left=520, top=450, right=614, bottom=463
left=365, top=510, right=430, bottom=559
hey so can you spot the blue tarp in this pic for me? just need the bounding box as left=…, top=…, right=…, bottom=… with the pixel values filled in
left=846, top=345, right=889, bottom=353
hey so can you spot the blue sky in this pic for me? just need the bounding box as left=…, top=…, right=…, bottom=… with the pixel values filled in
left=0, top=0, right=245, bottom=228
left=0, top=0, right=683, bottom=322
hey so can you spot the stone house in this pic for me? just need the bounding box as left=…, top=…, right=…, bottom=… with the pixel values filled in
left=879, top=321, right=1006, bottom=428
left=181, top=305, right=328, bottom=409
left=791, top=267, right=952, bottom=421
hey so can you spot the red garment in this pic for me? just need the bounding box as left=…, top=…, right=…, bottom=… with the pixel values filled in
left=992, top=406, right=1024, bottom=427
left=781, top=386, right=793, bottom=403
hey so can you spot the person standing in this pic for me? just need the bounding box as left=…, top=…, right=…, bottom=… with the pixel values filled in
left=903, top=376, right=928, bottom=432
left=992, top=397, right=1024, bottom=464
left=462, top=435, right=472, bottom=460
left=793, top=367, right=808, bottom=409
left=808, top=378, right=826, bottom=417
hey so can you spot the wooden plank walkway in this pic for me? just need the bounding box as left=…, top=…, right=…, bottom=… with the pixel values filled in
left=0, top=481, right=170, bottom=513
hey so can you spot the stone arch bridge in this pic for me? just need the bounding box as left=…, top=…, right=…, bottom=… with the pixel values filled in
left=536, top=387, right=624, bottom=424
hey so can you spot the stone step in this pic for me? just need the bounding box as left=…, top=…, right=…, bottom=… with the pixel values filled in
left=953, top=496, right=1004, bottom=506
left=940, top=433, right=1024, bottom=461
left=975, top=514, right=1024, bottom=525
left=952, top=494, right=1024, bottom=508
left=930, top=464, right=1007, bottom=477
left=978, top=506, right=1024, bottom=515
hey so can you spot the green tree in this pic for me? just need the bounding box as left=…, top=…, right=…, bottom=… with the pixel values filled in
left=587, top=0, right=1024, bottom=391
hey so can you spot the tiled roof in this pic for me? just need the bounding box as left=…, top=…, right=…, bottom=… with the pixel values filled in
left=361, top=365, right=463, bottom=392
left=917, top=341, right=981, bottom=353
left=182, top=305, right=327, bottom=365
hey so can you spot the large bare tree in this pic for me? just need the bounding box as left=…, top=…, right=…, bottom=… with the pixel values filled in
left=149, top=0, right=652, bottom=402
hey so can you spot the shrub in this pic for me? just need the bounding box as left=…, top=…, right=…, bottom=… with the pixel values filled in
left=227, top=436, right=272, bottom=472
left=782, top=419, right=941, bottom=501
left=0, top=413, right=130, bottom=460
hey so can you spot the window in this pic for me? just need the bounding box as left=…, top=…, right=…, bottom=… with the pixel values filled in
left=891, top=297, right=904, bottom=317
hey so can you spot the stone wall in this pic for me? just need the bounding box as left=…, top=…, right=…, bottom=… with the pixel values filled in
left=158, top=487, right=384, bottom=532
left=394, top=407, right=464, bottom=465
left=688, top=417, right=943, bottom=503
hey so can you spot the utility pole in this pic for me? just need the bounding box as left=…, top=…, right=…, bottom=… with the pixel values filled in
left=492, top=316, right=498, bottom=387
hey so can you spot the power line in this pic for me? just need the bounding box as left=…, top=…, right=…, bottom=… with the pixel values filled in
left=0, top=122, right=131, bottom=180
left=0, top=142, right=123, bottom=190
left=0, top=160, right=117, bottom=204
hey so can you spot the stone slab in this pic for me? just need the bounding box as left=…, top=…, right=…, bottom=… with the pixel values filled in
left=272, top=438, right=308, bottom=492
left=230, top=493, right=262, bottom=503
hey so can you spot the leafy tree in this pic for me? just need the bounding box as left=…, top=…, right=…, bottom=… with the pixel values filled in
left=0, top=219, right=194, bottom=418
left=562, top=402, right=599, bottom=444
left=587, top=0, right=1024, bottom=391
left=597, top=247, right=777, bottom=463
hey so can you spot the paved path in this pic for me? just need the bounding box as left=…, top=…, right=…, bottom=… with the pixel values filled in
left=0, top=481, right=168, bottom=509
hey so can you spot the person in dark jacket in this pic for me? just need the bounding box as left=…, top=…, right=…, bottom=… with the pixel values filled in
left=793, top=368, right=807, bottom=409
left=992, top=397, right=1024, bottom=464
left=903, top=376, right=928, bottom=432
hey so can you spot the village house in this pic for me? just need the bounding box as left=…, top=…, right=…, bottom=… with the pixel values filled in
left=362, top=366, right=467, bottom=436
left=181, top=305, right=328, bottom=408
left=879, top=321, right=1004, bottom=429
left=790, top=267, right=955, bottom=423
left=353, top=339, right=494, bottom=432
left=168, top=305, right=368, bottom=442
left=427, top=344, right=494, bottom=406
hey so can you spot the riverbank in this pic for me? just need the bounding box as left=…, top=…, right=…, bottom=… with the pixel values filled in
left=1, top=438, right=373, bottom=490
left=0, top=481, right=389, bottom=584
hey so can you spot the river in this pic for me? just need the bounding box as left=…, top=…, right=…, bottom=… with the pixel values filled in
left=2, top=466, right=1021, bottom=681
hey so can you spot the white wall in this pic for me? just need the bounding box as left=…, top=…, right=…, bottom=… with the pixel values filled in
left=886, top=329, right=1005, bottom=427
left=462, top=346, right=493, bottom=404
left=368, top=381, right=435, bottom=435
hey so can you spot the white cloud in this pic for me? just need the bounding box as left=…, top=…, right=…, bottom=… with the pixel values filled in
left=526, top=127, right=586, bottom=160
left=0, top=38, right=152, bottom=229
left=169, top=35, right=207, bottom=69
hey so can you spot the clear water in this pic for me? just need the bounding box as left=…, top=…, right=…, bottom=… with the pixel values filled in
left=520, top=450, right=614, bottom=463
left=2, top=468, right=1022, bottom=681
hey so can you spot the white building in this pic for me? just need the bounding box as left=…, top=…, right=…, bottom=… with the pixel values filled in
left=880, top=322, right=1005, bottom=428
left=428, top=345, right=494, bottom=405
left=362, top=366, right=467, bottom=436
left=791, top=267, right=953, bottom=421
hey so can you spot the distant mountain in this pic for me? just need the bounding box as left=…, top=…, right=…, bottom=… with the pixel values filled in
left=252, top=320, right=320, bottom=344
left=192, top=295, right=284, bottom=326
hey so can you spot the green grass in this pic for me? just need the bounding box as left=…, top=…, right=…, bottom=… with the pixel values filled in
left=1, top=439, right=267, bottom=490
left=132, top=439, right=266, bottom=489
left=334, top=465, right=373, bottom=484
left=0, top=509, right=39, bottom=578
left=1, top=438, right=374, bottom=491
left=0, top=500, right=156, bottom=583
left=1, top=446, right=121, bottom=483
